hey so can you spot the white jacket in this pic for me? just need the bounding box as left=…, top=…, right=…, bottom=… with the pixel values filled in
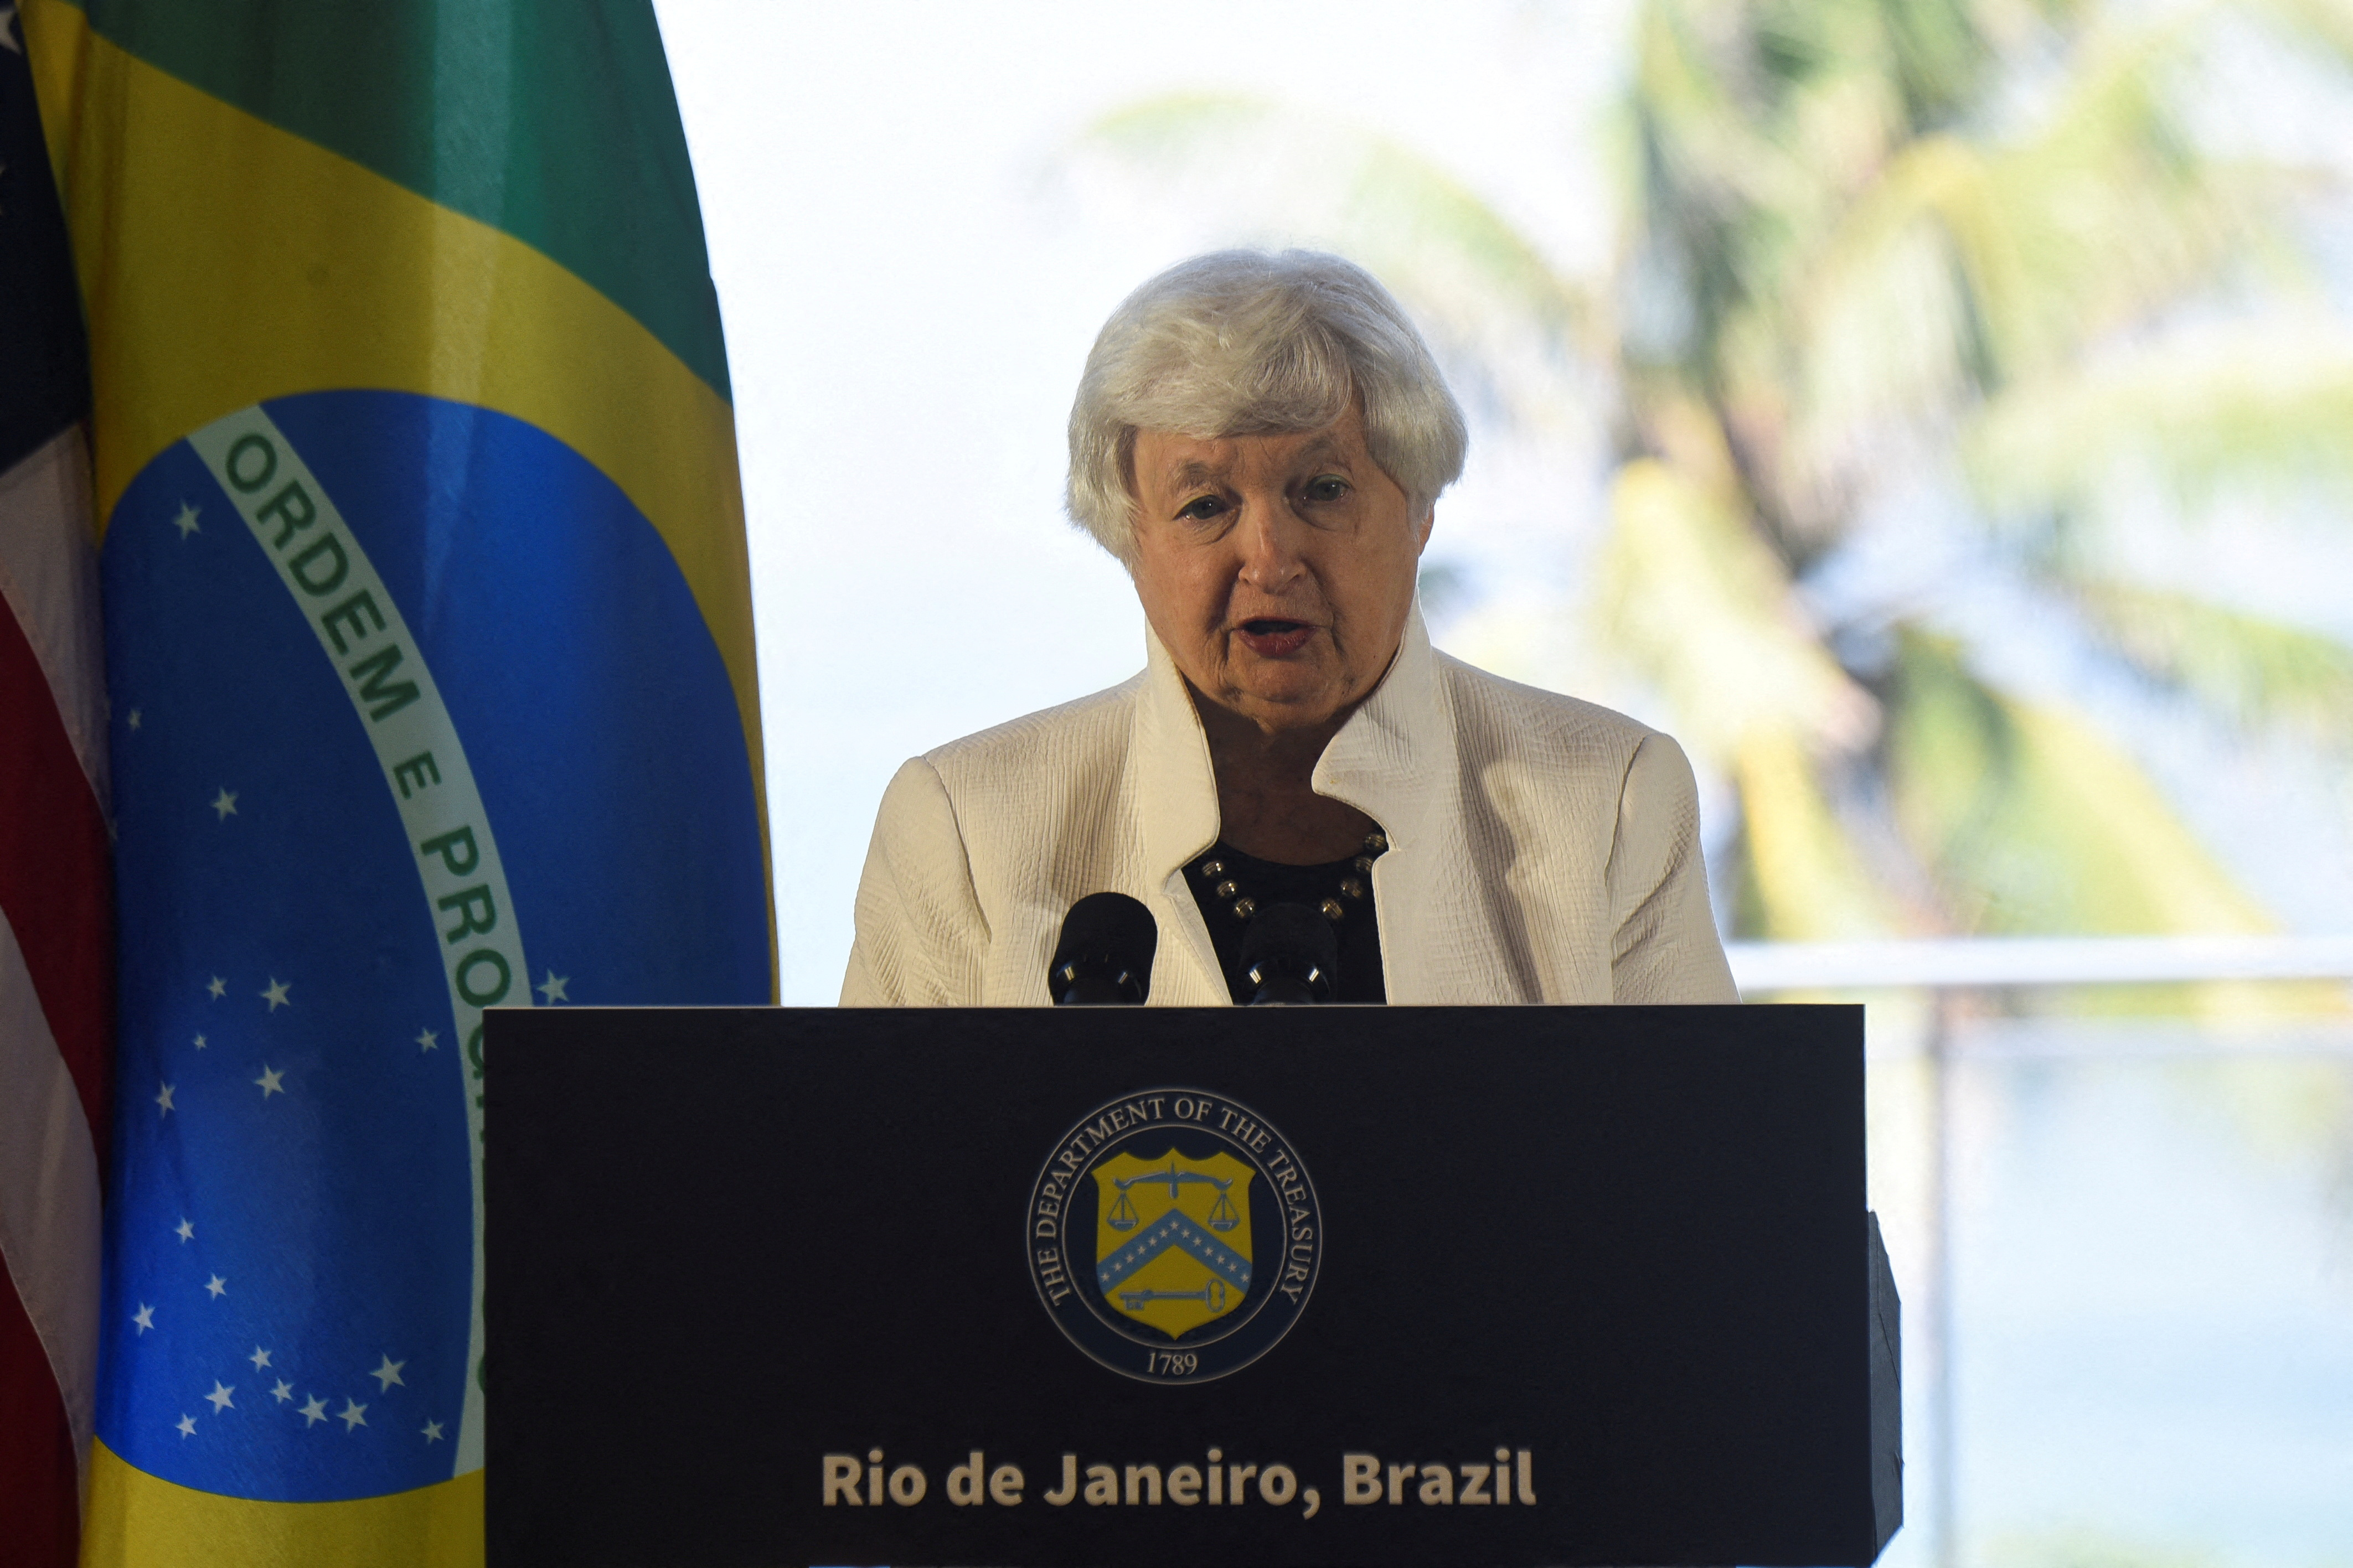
left=842, top=607, right=1737, bottom=1007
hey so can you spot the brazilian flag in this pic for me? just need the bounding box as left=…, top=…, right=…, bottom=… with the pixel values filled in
left=23, top=3, right=772, bottom=1560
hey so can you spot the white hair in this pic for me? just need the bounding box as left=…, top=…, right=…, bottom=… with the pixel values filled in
left=1065, top=249, right=1468, bottom=566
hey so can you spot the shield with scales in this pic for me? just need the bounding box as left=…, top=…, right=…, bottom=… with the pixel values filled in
left=1092, top=1148, right=1255, bottom=1338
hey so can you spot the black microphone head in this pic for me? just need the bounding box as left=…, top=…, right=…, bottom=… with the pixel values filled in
left=1239, top=901, right=1340, bottom=1005
left=1049, top=892, right=1159, bottom=1005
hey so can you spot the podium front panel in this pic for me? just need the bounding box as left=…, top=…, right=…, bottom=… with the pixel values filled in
left=485, top=1004, right=1877, bottom=1566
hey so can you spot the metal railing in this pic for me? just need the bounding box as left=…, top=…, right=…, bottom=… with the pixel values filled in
left=1722, top=935, right=2353, bottom=1568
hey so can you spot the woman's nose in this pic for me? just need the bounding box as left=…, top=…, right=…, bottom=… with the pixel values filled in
left=1234, top=494, right=1309, bottom=589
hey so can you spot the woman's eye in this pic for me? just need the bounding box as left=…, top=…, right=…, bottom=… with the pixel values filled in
left=1178, top=495, right=1226, bottom=521
left=1305, top=476, right=1349, bottom=502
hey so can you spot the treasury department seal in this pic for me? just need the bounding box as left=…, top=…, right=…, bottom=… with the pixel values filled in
left=1028, top=1089, right=1322, bottom=1383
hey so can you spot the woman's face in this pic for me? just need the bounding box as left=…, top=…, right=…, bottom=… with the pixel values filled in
left=1127, top=406, right=1432, bottom=737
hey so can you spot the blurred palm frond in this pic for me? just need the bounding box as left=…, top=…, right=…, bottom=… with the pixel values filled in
left=2067, top=581, right=2353, bottom=736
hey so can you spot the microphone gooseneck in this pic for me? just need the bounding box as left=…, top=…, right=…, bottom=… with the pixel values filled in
left=1049, top=892, right=1159, bottom=1005
left=1239, top=902, right=1340, bottom=1006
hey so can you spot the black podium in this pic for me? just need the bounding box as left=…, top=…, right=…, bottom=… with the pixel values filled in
left=484, top=1005, right=1900, bottom=1567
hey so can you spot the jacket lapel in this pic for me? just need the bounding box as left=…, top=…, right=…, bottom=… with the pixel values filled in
left=1131, top=630, right=1229, bottom=1004
left=1309, top=605, right=1474, bottom=1002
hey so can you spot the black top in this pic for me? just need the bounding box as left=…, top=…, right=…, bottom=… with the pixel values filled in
left=1180, top=838, right=1388, bottom=1004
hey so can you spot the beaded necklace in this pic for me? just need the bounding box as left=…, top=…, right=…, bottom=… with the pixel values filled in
left=1194, top=831, right=1389, bottom=925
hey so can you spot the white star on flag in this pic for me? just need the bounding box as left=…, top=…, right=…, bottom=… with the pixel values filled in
left=260, top=977, right=291, bottom=1010
left=536, top=971, right=570, bottom=1003
left=204, top=1274, right=227, bottom=1299
left=207, top=976, right=226, bottom=999
left=155, top=1081, right=175, bottom=1115
left=176, top=1414, right=197, bottom=1438
left=132, top=1304, right=155, bottom=1334
left=171, top=501, right=201, bottom=537
left=249, top=1347, right=272, bottom=1370
left=272, top=1380, right=295, bottom=1403
left=205, top=1381, right=235, bottom=1412
left=192, top=1032, right=208, bottom=1049
left=210, top=787, right=238, bottom=820
left=370, top=1354, right=406, bottom=1391
left=174, top=1217, right=194, bottom=1242
left=298, top=1395, right=328, bottom=1426
left=338, top=1399, right=368, bottom=1431
left=127, top=707, right=142, bottom=729
left=416, top=1028, right=438, bottom=1052
left=254, top=1064, right=286, bottom=1098
left=421, top=1419, right=445, bottom=1444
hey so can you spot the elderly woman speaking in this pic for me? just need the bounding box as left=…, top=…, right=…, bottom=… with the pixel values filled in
left=843, top=250, right=1736, bottom=1007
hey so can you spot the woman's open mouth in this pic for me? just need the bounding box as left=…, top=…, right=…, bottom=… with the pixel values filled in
left=1236, top=619, right=1315, bottom=658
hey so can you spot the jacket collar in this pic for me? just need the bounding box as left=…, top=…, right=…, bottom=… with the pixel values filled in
left=1132, top=602, right=1456, bottom=1001
left=1310, top=603, right=1449, bottom=861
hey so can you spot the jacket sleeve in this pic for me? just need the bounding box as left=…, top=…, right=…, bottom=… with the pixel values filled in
left=1603, top=733, right=1739, bottom=1004
left=839, top=758, right=991, bottom=1006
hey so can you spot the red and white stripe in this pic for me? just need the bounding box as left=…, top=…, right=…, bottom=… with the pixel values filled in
left=0, top=424, right=110, bottom=1561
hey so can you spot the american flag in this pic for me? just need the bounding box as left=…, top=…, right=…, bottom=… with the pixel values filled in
left=1, top=5, right=110, bottom=1559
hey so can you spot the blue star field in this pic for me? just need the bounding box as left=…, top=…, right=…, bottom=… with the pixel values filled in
left=97, top=391, right=769, bottom=1501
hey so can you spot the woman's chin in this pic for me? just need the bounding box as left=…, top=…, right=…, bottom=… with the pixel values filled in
left=1215, top=671, right=1355, bottom=729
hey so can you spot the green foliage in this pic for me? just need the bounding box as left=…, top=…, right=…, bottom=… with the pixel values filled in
left=2071, top=582, right=2353, bottom=736
left=1887, top=634, right=2270, bottom=936
left=1969, top=321, right=2353, bottom=514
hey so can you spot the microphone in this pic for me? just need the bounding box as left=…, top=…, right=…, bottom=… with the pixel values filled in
left=1049, top=892, right=1158, bottom=1005
left=1239, top=902, right=1339, bottom=1006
